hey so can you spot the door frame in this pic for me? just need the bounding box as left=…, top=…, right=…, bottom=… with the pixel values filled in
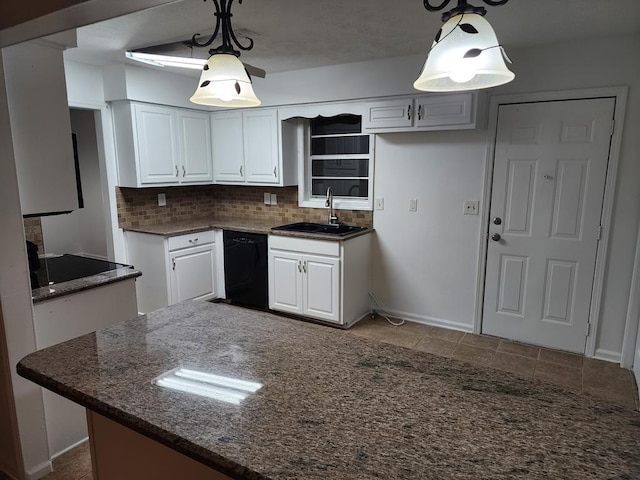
left=473, top=87, right=628, bottom=359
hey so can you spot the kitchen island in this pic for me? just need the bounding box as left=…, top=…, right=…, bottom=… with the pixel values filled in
left=17, top=301, right=640, bottom=479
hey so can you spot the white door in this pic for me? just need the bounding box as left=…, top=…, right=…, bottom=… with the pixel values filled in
left=178, top=111, right=213, bottom=183
left=269, top=251, right=303, bottom=314
left=170, top=245, right=216, bottom=303
left=243, top=109, right=279, bottom=184
left=211, top=111, right=245, bottom=183
left=134, top=104, right=179, bottom=184
left=483, top=98, right=615, bottom=353
left=303, top=255, right=340, bottom=323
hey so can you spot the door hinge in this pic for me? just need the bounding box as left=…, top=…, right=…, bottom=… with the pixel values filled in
left=586, top=322, right=591, bottom=337
left=597, top=225, right=603, bottom=240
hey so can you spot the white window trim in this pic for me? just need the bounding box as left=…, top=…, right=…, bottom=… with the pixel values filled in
left=298, top=124, right=375, bottom=211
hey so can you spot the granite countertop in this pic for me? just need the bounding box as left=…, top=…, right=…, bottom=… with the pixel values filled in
left=32, top=266, right=141, bottom=304
left=18, top=301, right=640, bottom=480
left=123, top=217, right=372, bottom=241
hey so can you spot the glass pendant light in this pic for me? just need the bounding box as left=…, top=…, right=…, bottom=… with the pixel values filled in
left=415, top=0, right=514, bottom=92
left=189, top=0, right=261, bottom=108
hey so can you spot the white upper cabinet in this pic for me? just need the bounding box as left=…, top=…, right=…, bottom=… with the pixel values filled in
left=3, top=40, right=79, bottom=216
left=363, top=92, right=484, bottom=133
left=211, top=108, right=299, bottom=186
left=113, top=102, right=213, bottom=187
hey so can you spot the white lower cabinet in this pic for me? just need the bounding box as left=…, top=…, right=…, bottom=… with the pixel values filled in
left=126, top=230, right=221, bottom=313
left=268, top=234, right=371, bottom=326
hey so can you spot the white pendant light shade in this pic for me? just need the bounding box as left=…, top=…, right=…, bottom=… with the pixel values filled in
left=414, top=13, right=514, bottom=92
left=190, top=54, right=261, bottom=107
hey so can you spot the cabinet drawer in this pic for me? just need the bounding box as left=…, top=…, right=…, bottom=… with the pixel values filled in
left=167, top=230, right=215, bottom=251
left=269, top=235, right=339, bottom=257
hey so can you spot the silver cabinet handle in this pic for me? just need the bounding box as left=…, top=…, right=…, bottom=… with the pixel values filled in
left=273, top=166, right=277, bottom=177
left=182, top=165, right=186, bottom=177
left=188, top=238, right=198, bottom=243
left=175, top=165, right=179, bottom=177
left=302, top=260, right=307, bottom=274
left=239, top=165, right=243, bottom=177
left=407, top=104, right=411, bottom=121
left=297, top=260, right=302, bottom=273
left=418, top=105, right=423, bottom=121
left=172, top=258, right=176, bottom=270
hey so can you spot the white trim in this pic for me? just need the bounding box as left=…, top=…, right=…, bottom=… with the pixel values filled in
left=474, top=86, right=628, bottom=357
left=621, top=223, right=640, bottom=368
left=594, top=349, right=622, bottom=364
left=50, top=437, right=88, bottom=460
left=26, top=460, right=52, bottom=480
left=371, top=306, right=474, bottom=333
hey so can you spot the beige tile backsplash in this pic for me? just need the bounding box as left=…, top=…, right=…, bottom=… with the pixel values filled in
left=117, top=185, right=373, bottom=230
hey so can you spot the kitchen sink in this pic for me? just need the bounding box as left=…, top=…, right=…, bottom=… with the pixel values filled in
left=272, top=222, right=367, bottom=236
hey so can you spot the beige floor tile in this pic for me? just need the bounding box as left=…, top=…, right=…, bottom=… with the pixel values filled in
left=422, top=325, right=465, bottom=343
left=413, top=335, right=459, bottom=357
left=375, top=329, right=423, bottom=349
left=582, top=358, right=635, bottom=396
left=534, top=361, right=582, bottom=391
left=451, top=343, right=496, bottom=367
left=583, top=385, right=637, bottom=410
left=460, top=333, right=500, bottom=350
left=490, top=351, right=536, bottom=379
left=538, top=348, right=583, bottom=368
left=497, top=340, right=540, bottom=359
left=395, top=320, right=432, bottom=337
left=41, top=441, right=92, bottom=480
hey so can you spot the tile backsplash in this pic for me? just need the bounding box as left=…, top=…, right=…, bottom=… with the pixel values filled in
left=117, top=185, right=373, bottom=230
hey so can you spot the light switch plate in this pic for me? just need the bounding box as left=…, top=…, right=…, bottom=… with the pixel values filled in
left=463, top=200, right=479, bottom=215
left=270, top=193, right=277, bottom=205
left=157, top=193, right=166, bottom=207
left=409, top=198, right=418, bottom=212
left=264, top=192, right=271, bottom=205
left=375, top=198, right=384, bottom=210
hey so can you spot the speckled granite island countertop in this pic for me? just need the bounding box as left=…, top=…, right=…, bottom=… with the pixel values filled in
left=123, top=217, right=372, bottom=241
left=17, top=302, right=640, bottom=479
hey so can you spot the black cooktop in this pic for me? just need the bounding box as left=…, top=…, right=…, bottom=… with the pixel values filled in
left=32, top=254, right=133, bottom=290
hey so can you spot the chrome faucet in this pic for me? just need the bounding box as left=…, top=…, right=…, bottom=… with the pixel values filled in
left=325, top=186, right=339, bottom=225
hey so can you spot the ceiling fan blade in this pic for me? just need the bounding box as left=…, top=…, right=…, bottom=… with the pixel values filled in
left=244, top=63, right=266, bottom=79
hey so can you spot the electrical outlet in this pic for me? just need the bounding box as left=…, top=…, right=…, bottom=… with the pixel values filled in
left=463, top=200, right=479, bottom=215
left=270, top=193, right=277, bottom=205
left=375, top=198, right=384, bottom=210
left=264, top=192, right=271, bottom=205
left=409, top=198, right=418, bottom=212
left=157, top=193, right=166, bottom=207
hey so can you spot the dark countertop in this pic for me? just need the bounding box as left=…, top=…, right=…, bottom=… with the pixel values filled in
left=123, top=217, right=373, bottom=241
left=32, top=266, right=141, bottom=304
left=17, top=301, right=640, bottom=480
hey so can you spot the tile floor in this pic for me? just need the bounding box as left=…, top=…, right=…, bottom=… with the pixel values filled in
left=6, top=316, right=639, bottom=480
left=349, top=315, right=640, bottom=410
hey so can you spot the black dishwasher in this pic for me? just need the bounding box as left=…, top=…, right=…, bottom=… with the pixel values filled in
left=223, top=230, right=268, bottom=310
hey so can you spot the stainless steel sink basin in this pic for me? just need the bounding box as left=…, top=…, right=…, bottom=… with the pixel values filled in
left=272, top=222, right=367, bottom=236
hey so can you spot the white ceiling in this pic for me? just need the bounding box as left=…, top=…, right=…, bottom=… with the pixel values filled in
left=64, top=0, right=640, bottom=76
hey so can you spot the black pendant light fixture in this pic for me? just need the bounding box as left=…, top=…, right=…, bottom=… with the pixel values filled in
left=189, top=0, right=261, bottom=107
left=414, top=0, right=515, bottom=92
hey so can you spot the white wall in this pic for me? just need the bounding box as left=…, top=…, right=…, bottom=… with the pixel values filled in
left=41, top=109, right=109, bottom=258
left=0, top=49, right=51, bottom=478
left=372, top=131, right=487, bottom=330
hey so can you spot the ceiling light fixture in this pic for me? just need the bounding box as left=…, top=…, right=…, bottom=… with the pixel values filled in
left=189, top=0, right=261, bottom=107
left=414, top=0, right=514, bottom=92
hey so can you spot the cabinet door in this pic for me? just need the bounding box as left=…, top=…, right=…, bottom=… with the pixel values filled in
left=268, top=250, right=303, bottom=315
left=363, top=99, right=414, bottom=131
left=243, top=109, right=279, bottom=184
left=134, top=104, right=179, bottom=184
left=414, top=93, right=473, bottom=128
left=177, top=111, right=213, bottom=183
left=211, top=111, right=245, bottom=183
left=303, top=254, right=340, bottom=323
left=169, top=245, right=216, bottom=304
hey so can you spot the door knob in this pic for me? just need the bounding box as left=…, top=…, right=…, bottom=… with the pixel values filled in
left=493, top=217, right=502, bottom=225
left=491, top=233, right=501, bottom=242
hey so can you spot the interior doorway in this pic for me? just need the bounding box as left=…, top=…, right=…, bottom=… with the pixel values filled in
left=482, top=97, right=615, bottom=353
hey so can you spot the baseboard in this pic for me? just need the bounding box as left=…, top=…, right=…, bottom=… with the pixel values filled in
left=51, top=436, right=88, bottom=460
left=369, top=306, right=473, bottom=333
left=26, top=460, right=52, bottom=480
left=593, top=348, right=622, bottom=363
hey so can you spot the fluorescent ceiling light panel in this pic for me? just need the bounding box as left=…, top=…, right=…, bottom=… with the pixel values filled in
left=125, top=51, right=205, bottom=70
left=155, top=368, right=263, bottom=404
